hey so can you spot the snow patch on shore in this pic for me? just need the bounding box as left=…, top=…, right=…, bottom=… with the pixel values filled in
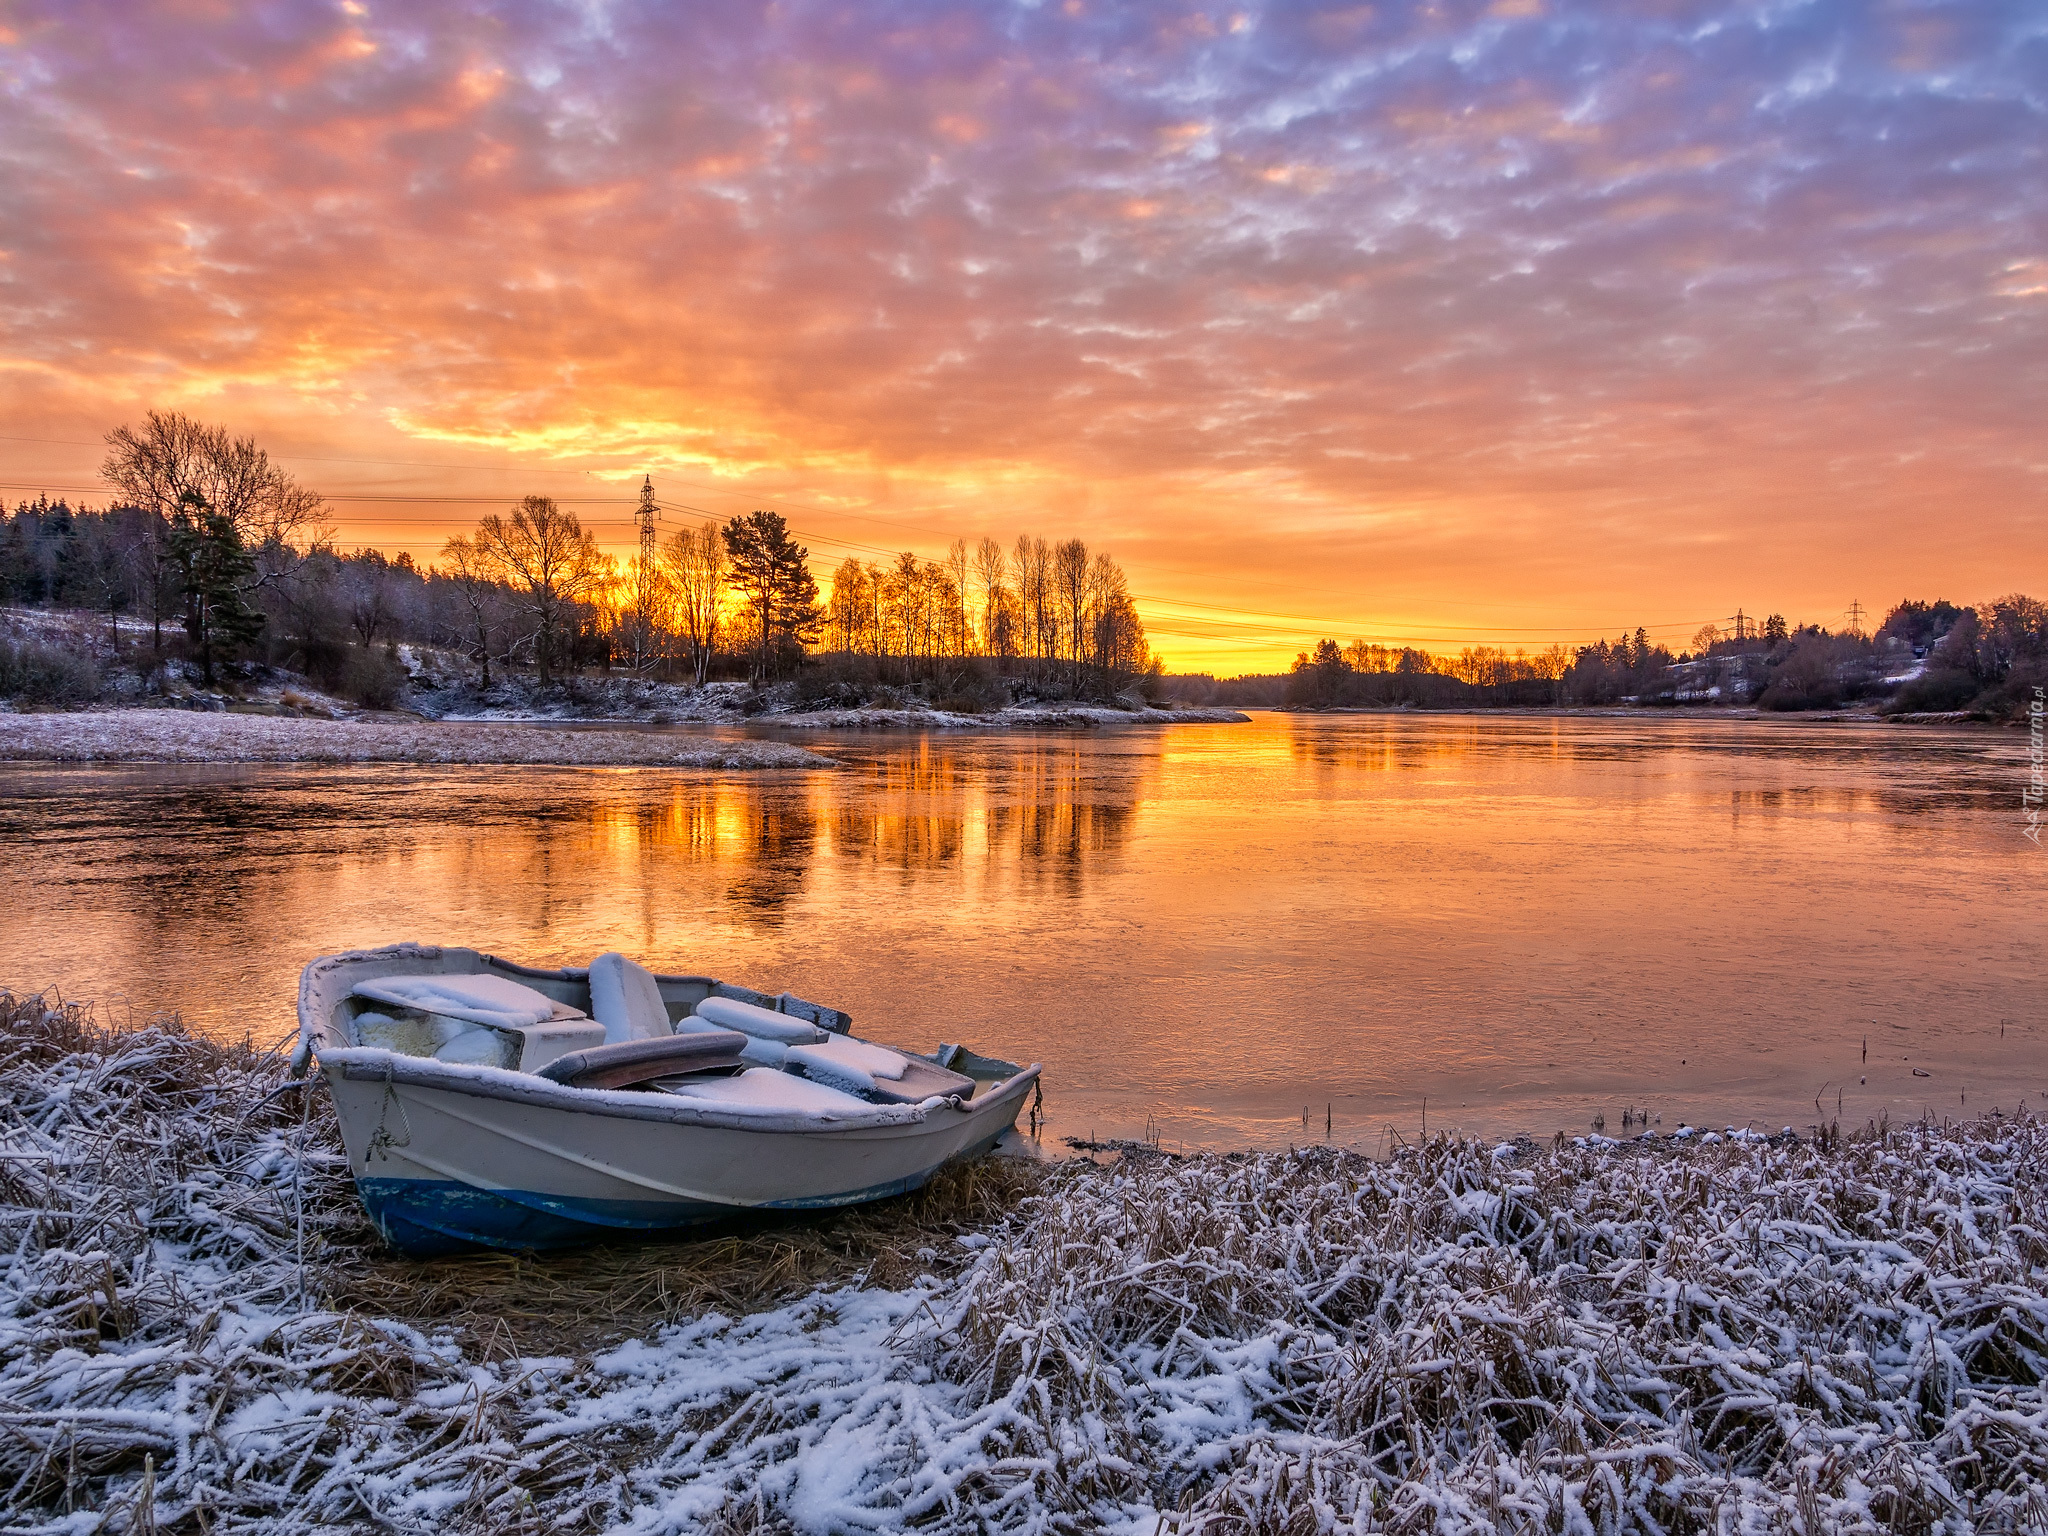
left=0, top=709, right=833, bottom=769
left=772, top=703, right=1251, bottom=730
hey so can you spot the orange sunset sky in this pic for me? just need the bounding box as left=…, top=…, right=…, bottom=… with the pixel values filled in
left=2, top=0, right=2041, bottom=672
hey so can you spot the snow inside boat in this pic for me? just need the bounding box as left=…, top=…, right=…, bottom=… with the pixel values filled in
left=294, top=943, right=1040, bottom=1256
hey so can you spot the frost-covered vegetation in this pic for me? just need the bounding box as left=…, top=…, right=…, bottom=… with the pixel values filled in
left=0, top=708, right=832, bottom=769
left=4, top=991, right=2046, bottom=1534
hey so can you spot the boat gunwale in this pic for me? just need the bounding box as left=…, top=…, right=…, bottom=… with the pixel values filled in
left=299, top=942, right=1036, bottom=1137
left=316, top=1045, right=1040, bottom=1137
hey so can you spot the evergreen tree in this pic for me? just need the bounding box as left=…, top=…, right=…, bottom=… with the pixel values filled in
left=168, top=492, right=264, bottom=684
left=723, top=511, right=819, bottom=680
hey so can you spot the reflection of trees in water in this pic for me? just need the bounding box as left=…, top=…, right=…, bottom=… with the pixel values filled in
left=1722, top=785, right=1963, bottom=821
left=724, top=804, right=817, bottom=920
left=984, top=742, right=1138, bottom=896
left=26, top=777, right=339, bottom=952
left=1285, top=717, right=1547, bottom=774
left=1285, top=718, right=1486, bottom=773
left=831, top=743, right=966, bottom=879
left=587, top=787, right=816, bottom=923
left=824, top=739, right=1141, bottom=895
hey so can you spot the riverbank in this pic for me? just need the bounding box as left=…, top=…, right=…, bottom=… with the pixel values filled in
left=1, top=609, right=1251, bottom=731
left=413, top=666, right=1249, bottom=727
left=768, top=701, right=1249, bottom=729
left=6, top=992, right=2043, bottom=1535
left=1271, top=702, right=1997, bottom=725
left=0, top=708, right=834, bottom=769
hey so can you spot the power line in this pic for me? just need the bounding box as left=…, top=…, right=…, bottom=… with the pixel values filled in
left=4, top=437, right=1713, bottom=622
left=1, top=478, right=1712, bottom=651
left=647, top=496, right=1713, bottom=641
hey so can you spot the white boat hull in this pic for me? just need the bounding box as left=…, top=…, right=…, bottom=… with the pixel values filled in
left=300, top=945, right=1040, bottom=1255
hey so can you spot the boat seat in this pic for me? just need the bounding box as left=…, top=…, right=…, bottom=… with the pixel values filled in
left=588, top=951, right=674, bottom=1044
left=784, top=1035, right=977, bottom=1103
left=660, top=1067, right=871, bottom=1110
left=809, top=1054, right=978, bottom=1104
left=694, top=994, right=825, bottom=1044
left=352, top=972, right=575, bottom=1030
left=783, top=1034, right=908, bottom=1093
left=537, top=1030, right=748, bottom=1091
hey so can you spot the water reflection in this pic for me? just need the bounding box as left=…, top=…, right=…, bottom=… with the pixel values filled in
left=1, top=716, right=2039, bottom=1148
left=557, top=737, right=1143, bottom=917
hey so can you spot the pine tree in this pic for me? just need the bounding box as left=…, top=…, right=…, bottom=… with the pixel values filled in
left=167, top=492, right=264, bottom=685
left=722, top=511, right=819, bottom=680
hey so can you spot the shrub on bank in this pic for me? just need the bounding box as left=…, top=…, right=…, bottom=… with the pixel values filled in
left=930, top=657, right=1012, bottom=713
left=339, top=644, right=407, bottom=709
left=0, top=636, right=101, bottom=705
left=794, top=652, right=1015, bottom=714
left=1968, top=660, right=2048, bottom=723
left=1891, top=667, right=1985, bottom=713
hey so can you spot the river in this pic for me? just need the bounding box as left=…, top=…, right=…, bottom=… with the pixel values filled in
left=3, top=712, right=2039, bottom=1149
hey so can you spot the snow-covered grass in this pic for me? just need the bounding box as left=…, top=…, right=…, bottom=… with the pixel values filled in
left=770, top=703, right=1251, bottom=730
left=0, top=709, right=833, bottom=770
left=415, top=667, right=1251, bottom=731
left=4, top=993, right=2045, bottom=1534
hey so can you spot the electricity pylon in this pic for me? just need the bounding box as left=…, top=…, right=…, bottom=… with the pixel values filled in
left=636, top=475, right=657, bottom=566
left=631, top=476, right=659, bottom=672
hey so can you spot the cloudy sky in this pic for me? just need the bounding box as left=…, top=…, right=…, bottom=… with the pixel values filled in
left=2, top=0, right=2041, bottom=668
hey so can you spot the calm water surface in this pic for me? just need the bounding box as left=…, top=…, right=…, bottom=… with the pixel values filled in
left=3, top=713, right=2040, bottom=1149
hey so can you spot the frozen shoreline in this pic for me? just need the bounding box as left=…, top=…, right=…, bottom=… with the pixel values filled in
left=0, top=708, right=835, bottom=770
left=435, top=701, right=1253, bottom=729
left=756, top=702, right=1250, bottom=730
left=6, top=994, right=2045, bottom=1534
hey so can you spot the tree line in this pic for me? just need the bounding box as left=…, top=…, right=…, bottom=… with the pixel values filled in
left=820, top=536, right=1152, bottom=704
left=1159, top=598, right=2045, bottom=722
left=0, top=411, right=1155, bottom=709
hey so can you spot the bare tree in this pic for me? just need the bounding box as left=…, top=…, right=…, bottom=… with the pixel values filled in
left=1053, top=538, right=1090, bottom=688
left=612, top=551, right=671, bottom=676
left=946, top=538, right=971, bottom=657
left=1013, top=534, right=1051, bottom=680
left=71, top=508, right=150, bottom=654
left=438, top=535, right=502, bottom=687
left=101, top=412, right=328, bottom=651
left=341, top=554, right=397, bottom=647
left=973, top=536, right=1007, bottom=655
left=659, top=519, right=727, bottom=686
left=472, top=496, right=610, bottom=686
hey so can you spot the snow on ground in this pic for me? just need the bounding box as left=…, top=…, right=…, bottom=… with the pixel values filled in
left=0, top=709, right=833, bottom=770
left=404, top=650, right=1249, bottom=729
left=770, top=703, right=1251, bottom=730
left=5, top=995, right=2046, bottom=1534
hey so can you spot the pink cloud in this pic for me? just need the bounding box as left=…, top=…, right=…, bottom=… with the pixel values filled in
left=0, top=0, right=2041, bottom=666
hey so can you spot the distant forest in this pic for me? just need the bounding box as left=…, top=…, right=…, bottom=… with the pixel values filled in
left=1164, top=598, right=2046, bottom=721
left=2, top=412, right=2042, bottom=721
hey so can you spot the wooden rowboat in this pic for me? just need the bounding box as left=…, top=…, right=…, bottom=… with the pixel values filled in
left=294, top=943, right=1040, bottom=1255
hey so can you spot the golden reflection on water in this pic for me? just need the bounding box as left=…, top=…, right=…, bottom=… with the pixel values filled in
left=1, top=715, right=2039, bottom=1148
left=568, top=737, right=1143, bottom=923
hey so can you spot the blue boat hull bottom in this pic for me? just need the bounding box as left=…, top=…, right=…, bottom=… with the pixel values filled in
left=360, top=1128, right=1011, bottom=1255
